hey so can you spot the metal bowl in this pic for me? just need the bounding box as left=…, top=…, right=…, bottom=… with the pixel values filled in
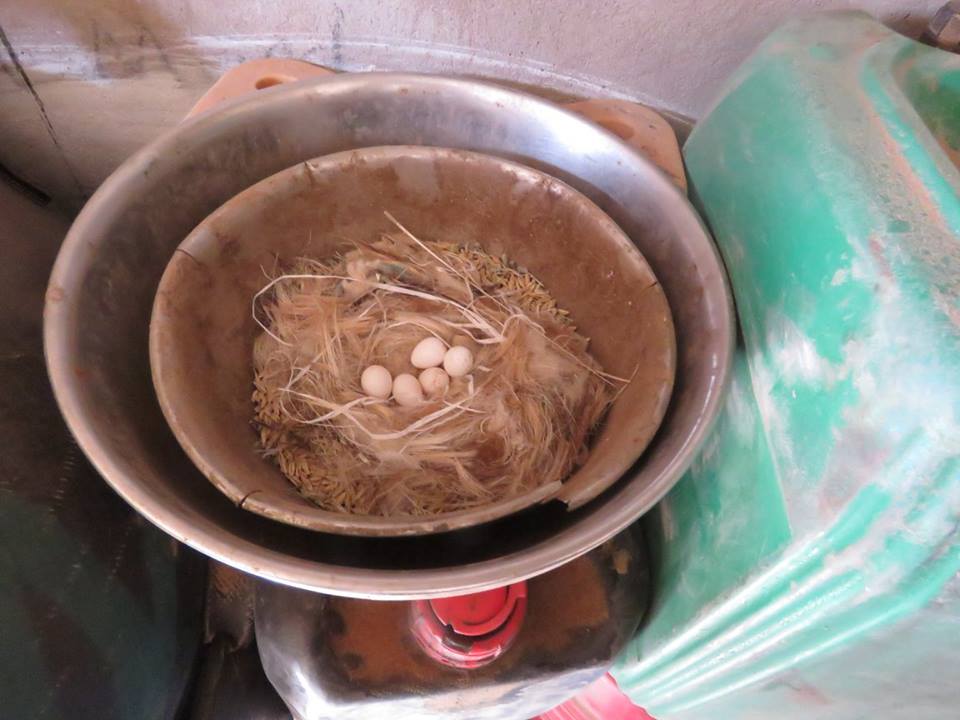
left=45, top=73, right=733, bottom=598
left=150, top=146, right=676, bottom=536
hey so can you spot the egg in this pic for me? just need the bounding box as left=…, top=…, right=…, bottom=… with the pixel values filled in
left=443, top=346, right=474, bottom=377
left=392, top=373, right=425, bottom=407
left=410, top=336, right=447, bottom=369
left=360, top=365, right=393, bottom=399
left=419, top=367, right=450, bottom=398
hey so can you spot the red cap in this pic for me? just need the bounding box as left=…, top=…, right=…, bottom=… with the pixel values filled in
left=410, top=582, right=527, bottom=669
left=429, top=586, right=520, bottom=636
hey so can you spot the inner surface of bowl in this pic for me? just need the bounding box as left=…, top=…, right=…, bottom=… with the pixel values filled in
left=150, top=146, right=675, bottom=535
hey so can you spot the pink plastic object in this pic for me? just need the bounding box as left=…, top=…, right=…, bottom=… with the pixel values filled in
left=537, top=673, right=655, bottom=720
left=186, top=58, right=335, bottom=119
left=411, top=582, right=527, bottom=668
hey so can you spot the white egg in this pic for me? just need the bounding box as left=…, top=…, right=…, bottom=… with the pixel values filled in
left=410, top=336, right=447, bottom=369
left=419, top=367, right=450, bottom=398
left=392, top=373, right=425, bottom=407
left=443, top=346, right=474, bottom=377
left=360, top=365, right=393, bottom=399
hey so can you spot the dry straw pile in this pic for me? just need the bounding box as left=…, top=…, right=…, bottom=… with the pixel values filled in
left=252, top=216, right=621, bottom=516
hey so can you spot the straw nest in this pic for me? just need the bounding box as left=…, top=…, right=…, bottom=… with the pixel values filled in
left=251, top=215, right=622, bottom=516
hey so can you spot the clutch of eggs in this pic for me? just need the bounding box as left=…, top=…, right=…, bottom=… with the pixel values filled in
left=360, top=337, right=474, bottom=405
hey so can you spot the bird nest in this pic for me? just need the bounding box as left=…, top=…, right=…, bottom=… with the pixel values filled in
left=251, top=216, right=624, bottom=516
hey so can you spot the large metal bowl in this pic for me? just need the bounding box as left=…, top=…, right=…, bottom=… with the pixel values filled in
left=45, top=73, right=733, bottom=598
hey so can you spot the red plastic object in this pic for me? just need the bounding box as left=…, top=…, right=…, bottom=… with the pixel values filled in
left=536, top=673, right=655, bottom=720
left=411, top=582, right=527, bottom=668
left=430, top=585, right=522, bottom=636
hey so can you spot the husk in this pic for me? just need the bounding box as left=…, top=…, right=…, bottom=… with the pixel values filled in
left=251, top=219, right=619, bottom=516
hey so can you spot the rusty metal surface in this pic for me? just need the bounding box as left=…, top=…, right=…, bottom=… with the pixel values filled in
left=254, top=528, right=648, bottom=720
left=151, top=145, right=675, bottom=535
left=45, top=73, right=734, bottom=598
left=0, top=183, right=206, bottom=718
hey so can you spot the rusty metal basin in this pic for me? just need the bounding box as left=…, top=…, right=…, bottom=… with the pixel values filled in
left=150, top=146, right=675, bottom=536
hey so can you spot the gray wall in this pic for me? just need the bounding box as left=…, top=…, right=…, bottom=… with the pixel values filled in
left=0, top=1, right=943, bottom=206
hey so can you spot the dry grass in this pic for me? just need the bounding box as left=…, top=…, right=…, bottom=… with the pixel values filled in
left=251, top=217, right=619, bottom=516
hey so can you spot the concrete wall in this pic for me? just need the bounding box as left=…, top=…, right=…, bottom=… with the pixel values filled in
left=0, top=1, right=943, bottom=206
